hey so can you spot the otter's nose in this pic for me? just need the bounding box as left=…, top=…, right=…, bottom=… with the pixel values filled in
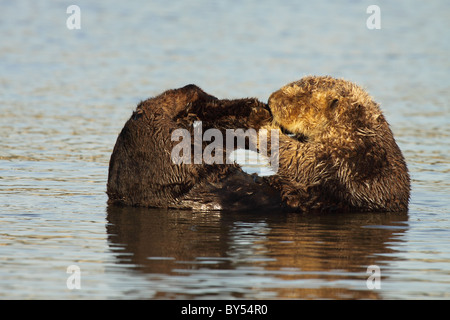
left=263, top=102, right=273, bottom=117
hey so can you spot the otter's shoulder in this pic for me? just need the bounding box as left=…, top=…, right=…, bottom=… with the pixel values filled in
left=134, top=84, right=218, bottom=119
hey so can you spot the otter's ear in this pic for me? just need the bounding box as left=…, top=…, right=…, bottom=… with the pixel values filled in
left=329, top=99, right=339, bottom=109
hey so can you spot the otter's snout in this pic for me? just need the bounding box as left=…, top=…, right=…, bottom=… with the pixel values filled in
left=267, top=89, right=285, bottom=120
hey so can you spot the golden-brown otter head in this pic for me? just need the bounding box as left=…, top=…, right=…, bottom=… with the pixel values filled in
left=268, top=76, right=410, bottom=212
left=268, top=76, right=384, bottom=142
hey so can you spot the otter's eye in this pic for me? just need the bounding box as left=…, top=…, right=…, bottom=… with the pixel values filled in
left=329, top=99, right=339, bottom=109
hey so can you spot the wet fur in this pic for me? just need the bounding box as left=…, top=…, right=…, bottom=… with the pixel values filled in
left=107, top=84, right=282, bottom=211
left=107, top=77, right=410, bottom=213
left=265, top=76, right=410, bottom=212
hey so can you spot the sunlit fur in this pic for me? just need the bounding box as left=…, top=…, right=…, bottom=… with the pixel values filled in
left=266, top=76, right=410, bottom=213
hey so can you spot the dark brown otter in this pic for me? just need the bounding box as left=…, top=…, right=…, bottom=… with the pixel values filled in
left=264, top=76, right=410, bottom=212
left=106, top=84, right=282, bottom=211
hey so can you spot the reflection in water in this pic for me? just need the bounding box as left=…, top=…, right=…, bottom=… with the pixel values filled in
left=106, top=206, right=408, bottom=299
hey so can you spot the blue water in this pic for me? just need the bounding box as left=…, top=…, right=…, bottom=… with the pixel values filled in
left=0, top=0, right=449, bottom=299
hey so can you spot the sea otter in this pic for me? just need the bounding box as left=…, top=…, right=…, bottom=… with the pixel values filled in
left=106, top=84, right=282, bottom=211
left=264, top=75, right=410, bottom=212
left=107, top=77, right=410, bottom=213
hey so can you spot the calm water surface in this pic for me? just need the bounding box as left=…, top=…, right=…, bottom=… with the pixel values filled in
left=1, top=0, right=449, bottom=299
